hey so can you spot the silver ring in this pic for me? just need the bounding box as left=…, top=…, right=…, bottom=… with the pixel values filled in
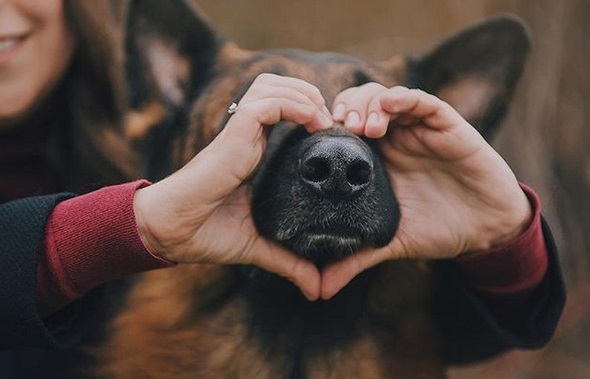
left=227, top=102, right=238, bottom=115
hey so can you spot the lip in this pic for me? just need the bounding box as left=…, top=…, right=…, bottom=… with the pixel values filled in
left=291, top=229, right=364, bottom=254
left=0, top=34, right=28, bottom=66
left=302, top=233, right=363, bottom=249
left=291, top=232, right=363, bottom=266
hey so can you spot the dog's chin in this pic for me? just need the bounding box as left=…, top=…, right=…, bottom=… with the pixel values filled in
left=287, top=232, right=364, bottom=268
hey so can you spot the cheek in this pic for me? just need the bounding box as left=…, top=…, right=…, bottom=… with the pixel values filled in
left=0, top=0, right=74, bottom=122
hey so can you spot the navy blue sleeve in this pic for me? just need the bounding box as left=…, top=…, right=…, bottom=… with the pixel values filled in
left=0, top=194, right=100, bottom=350
left=433, top=218, right=566, bottom=364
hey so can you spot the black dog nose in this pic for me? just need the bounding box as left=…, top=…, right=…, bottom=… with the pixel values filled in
left=299, top=136, right=374, bottom=198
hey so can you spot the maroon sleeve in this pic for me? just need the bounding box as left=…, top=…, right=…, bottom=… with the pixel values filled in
left=36, top=180, right=174, bottom=315
left=455, top=184, right=548, bottom=298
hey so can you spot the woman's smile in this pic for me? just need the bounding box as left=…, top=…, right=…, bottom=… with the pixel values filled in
left=0, top=0, right=74, bottom=125
left=0, top=35, right=27, bottom=65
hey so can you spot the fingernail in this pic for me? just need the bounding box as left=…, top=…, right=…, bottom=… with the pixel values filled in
left=366, top=112, right=379, bottom=127
left=320, top=112, right=333, bottom=128
left=345, top=111, right=361, bottom=127
left=333, top=103, right=346, bottom=120
left=322, top=105, right=332, bottom=118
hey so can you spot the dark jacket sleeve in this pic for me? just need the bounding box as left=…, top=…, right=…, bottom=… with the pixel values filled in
left=433, top=217, right=566, bottom=365
left=0, top=194, right=100, bottom=350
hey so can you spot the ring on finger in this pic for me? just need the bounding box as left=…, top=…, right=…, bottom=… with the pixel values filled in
left=227, top=102, right=239, bottom=115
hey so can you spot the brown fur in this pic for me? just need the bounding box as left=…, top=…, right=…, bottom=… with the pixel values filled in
left=98, top=263, right=443, bottom=379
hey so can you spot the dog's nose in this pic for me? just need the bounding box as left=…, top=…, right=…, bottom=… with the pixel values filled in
left=299, top=136, right=374, bottom=198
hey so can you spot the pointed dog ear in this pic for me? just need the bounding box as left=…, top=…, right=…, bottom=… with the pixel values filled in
left=124, top=0, right=224, bottom=109
left=408, top=15, right=531, bottom=140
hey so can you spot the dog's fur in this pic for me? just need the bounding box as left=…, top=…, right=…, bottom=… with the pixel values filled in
left=94, top=1, right=531, bottom=378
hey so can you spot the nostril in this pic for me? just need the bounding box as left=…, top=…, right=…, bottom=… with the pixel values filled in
left=347, top=160, right=372, bottom=186
left=299, top=135, right=375, bottom=197
left=300, top=156, right=331, bottom=183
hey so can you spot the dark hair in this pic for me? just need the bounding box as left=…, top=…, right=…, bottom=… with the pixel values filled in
left=50, top=0, right=137, bottom=190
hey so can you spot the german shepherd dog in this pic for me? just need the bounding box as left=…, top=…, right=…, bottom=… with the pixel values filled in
left=96, top=1, right=530, bottom=377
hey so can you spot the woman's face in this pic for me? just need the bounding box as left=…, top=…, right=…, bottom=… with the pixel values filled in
left=0, top=0, right=75, bottom=128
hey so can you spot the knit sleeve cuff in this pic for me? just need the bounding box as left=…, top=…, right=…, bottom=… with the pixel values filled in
left=455, top=184, right=548, bottom=296
left=40, top=180, right=174, bottom=311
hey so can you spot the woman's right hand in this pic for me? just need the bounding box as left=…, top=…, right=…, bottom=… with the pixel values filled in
left=133, top=74, right=333, bottom=300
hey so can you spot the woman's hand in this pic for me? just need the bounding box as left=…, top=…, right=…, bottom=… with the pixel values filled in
left=133, top=74, right=333, bottom=300
left=322, top=84, right=532, bottom=298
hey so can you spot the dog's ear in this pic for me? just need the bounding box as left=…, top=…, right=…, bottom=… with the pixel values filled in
left=407, top=15, right=531, bottom=140
left=124, top=0, right=223, bottom=109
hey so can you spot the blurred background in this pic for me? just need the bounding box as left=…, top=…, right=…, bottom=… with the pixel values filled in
left=196, top=0, right=590, bottom=377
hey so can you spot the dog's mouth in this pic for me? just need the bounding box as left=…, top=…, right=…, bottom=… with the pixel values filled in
left=283, top=226, right=365, bottom=267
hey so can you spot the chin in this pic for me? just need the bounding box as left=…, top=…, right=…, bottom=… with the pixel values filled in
left=287, top=231, right=365, bottom=267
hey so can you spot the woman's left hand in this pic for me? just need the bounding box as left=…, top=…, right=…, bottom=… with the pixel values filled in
left=321, top=83, right=532, bottom=298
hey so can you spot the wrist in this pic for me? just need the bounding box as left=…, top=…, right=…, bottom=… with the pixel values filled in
left=489, top=187, right=533, bottom=247
left=455, top=185, right=547, bottom=294
left=133, top=185, right=173, bottom=262
left=466, top=185, right=534, bottom=254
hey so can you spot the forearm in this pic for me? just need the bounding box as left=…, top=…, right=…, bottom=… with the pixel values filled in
left=0, top=194, right=72, bottom=349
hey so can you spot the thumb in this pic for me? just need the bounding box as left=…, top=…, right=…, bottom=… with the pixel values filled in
left=248, top=239, right=321, bottom=301
left=320, top=247, right=394, bottom=299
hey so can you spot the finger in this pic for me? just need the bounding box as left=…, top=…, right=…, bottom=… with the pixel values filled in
left=331, top=83, right=387, bottom=134
left=331, top=86, right=359, bottom=121
left=241, top=84, right=333, bottom=129
left=320, top=247, right=393, bottom=299
left=203, top=97, right=331, bottom=188
left=379, top=86, right=465, bottom=131
left=232, top=97, right=332, bottom=136
left=364, top=95, right=392, bottom=139
left=251, top=73, right=331, bottom=116
left=243, top=84, right=329, bottom=113
left=249, top=240, right=321, bottom=301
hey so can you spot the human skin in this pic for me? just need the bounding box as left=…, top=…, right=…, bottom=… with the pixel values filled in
left=133, top=73, right=333, bottom=300
left=0, top=0, right=74, bottom=129
left=321, top=83, right=532, bottom=299
left=134, top=79, right=532, bottom=301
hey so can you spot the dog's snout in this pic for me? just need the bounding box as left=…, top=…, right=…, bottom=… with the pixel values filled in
left=299, top=137, right=374, bottom=198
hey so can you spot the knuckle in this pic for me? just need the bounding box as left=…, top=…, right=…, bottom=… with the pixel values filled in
left=440, top=97, right=454, bottom=109
left=295, top=79, right=323, bottom=104
left=368, top=96, right=383, bottom=109
left=334, top=87, right=357, bottom=102
left=298, top=104, right=317, bottom=119
left=440, top=101, right=453, bottom=111
left=437, top=99, right=455, bottom=113
left=237, top=101, right=257, bottom=114
left=424, top=91, right=440, bottom=103
left=410, top=88, right=426, bottom=96
left=309, top=86, right=325, bottom=104
left=389, top=85, right=408, bottom=93
left=254, top=72, right=278, bottom=83
left=361, top=82, right=386, bottom=92
left=332, top=93, right=346, bottom=106
left=236, top=101, right=269, bottom=123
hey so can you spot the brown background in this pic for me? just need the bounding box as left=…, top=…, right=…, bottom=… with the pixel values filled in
left=196, top=1, right=590, bottom=377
